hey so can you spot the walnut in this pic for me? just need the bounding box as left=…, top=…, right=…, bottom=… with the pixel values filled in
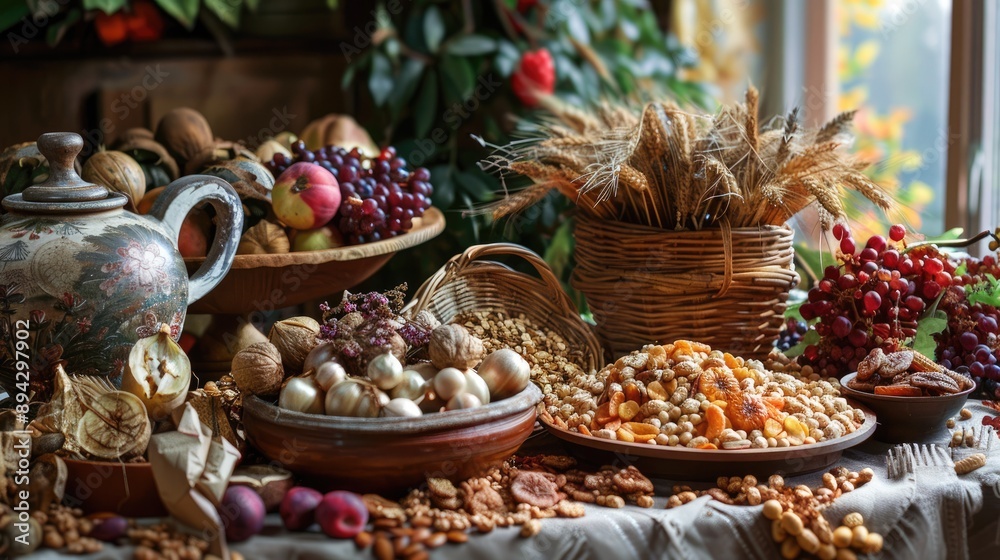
left=237, top=220, right=290, bottom=255
left=429, top=324, right=485, bottom=370
left=268, top=316, right=320, bottom=374
left=231, top=341, right=284, bottom=396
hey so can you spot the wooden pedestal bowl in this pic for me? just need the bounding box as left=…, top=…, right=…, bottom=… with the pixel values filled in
left=242, top=383, right=542, bottom=495
left=185, top=207, right=445, bottom=315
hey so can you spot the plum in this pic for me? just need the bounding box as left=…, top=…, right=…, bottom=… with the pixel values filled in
left=315, top=491, right=368, bottom=538
left=87, top=513, right=129, bottom=542
left=219, top=486, right=266, bottom=542
left=280, top=486, right=324, bottom=531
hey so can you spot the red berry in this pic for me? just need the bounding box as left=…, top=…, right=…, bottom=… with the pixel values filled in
left=840, top=237, right=856, bottom=255
left=511, top=49, right=556, bottom=107
left=863, top=291, right=881, bottom=313
left=832, top=223, right=848, bottom=240
left=865, top=235, right=886, bottom=252
left=889, top=224, right=906, bottom=242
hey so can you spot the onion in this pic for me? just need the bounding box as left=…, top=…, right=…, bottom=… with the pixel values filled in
left=303, top=343, right=338, bottom=374
left=433, top=368, right=466, bottom=401
left=477, top=349, right=530, bottom=400
left=381, top=398, right=423, bottom=418
left=446, top=393, right=482, bottom=411
left=122, top=324, right=190, bottom=421
left=463, top=369, right=491, bottom=405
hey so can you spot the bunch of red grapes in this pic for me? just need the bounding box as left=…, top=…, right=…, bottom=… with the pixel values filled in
left=266, top=142, right=433, bottom=245
left=799, top=224, right=956, bottom=376
left=935, top=254, right=1000, bottom=398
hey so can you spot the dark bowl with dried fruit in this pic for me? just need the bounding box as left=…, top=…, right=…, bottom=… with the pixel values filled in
left=841, top=371, right=974, bottom=443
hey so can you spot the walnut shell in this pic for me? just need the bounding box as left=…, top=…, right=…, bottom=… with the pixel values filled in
left=155, top=107, right=214, bottom=167
left=238, top=220, right=290, bottom=255
left=269, top=316, right=320, bottom=374
left=82, top=150, right=146, bottom=211
left=232, top=341, right=284, bottom=396
left=428, top=324, right=484, bottom=370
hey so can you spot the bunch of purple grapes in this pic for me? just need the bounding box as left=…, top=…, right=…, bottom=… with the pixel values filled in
left=775, top=318, right=808, bottom=352
left=936, top=256, right=1000, bottom=398
left=266, top=142, right=433, bottom=245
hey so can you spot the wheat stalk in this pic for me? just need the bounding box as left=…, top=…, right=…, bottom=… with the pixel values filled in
left=481, top=90, right=894, bottom=230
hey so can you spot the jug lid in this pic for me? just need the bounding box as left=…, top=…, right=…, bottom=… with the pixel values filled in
left=1, top=132, right=128, bottom=214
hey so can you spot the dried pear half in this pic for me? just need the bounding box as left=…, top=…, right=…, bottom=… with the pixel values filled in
left=76, top=392, right=151, bottom=460
left=122, top=324, right=192, bottom=421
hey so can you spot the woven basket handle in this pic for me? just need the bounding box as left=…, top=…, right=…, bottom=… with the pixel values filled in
left=405, top=242, right=579, bottom=318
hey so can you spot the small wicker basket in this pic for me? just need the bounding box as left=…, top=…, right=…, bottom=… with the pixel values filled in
left=572, top=215, right=799, bottom=360
left=403, top=243, right=604, bottom=372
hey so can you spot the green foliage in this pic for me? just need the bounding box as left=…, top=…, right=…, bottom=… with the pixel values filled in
left=912, top=310, right=947, bottom=360
left=344, top=0, right=706, bottom=287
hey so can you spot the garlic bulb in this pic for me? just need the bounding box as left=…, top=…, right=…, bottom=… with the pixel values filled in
left=404, top=362, right=438, bottom=381
left=446, top=392, right=482, bottom=411
left=463, top=370, right=491, bottom=405
left=433, top=368, right=466, bottom=401
left=324, top=379, right=386, bottom=418
left=279, top=377, right=325, bottom=414
left=314, top=361, right=347, bottom=392
left=122, top=324, right=191, bottom=421
left=303, top=343, right=337, bottom=374
left=367, top=353, right=403, bottom=390
left=381, top=398, right=423, bottom=418
left=391, top=370, right=426, bottom=400
left=477, top=349, right=530, bottom=400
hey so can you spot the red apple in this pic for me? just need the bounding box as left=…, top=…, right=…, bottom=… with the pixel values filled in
left=314, top=491, right=368, bottom=539
left=280, top=486, right=324, bottom=531
left=177, top=208, right=210, bottom=258
left=292, top=226, right=345, bottom=252
left=272, top=162, right=341, bottom=230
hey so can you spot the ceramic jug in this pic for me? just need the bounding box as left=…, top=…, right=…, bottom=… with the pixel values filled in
left=0, top=132, right=243, bottom=388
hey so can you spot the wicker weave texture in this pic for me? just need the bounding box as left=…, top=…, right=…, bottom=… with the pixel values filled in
left=572, top=216, right=799, bottom=360
left=404, top=243, right=604, bottom=372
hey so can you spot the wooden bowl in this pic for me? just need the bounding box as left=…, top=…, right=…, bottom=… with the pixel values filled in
left=840, top=372, right=974, bottom=443
left=62, top=459, right=167, bottom=518
left=185, top=207, right=445, bottom=315
left=243, top=383, right=542, bottom=495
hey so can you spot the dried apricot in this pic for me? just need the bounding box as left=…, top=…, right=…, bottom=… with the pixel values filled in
left=857, top=348, right=884, bottom=381
left=728, top=393, right=770, bottom=432
left=624, top=382, right=642, bottom=404
left=704, top=404, right=726, bottom=440
left=732, top=366, right=761, bottom=384
left=873, top=384, right=922, bottom=397
left=699, top=368, right=742, bottom=402
left=595, top=402, right=615, bottom=424
left=623, top=422, right=659, bottom=442
left=723, top=353, right=743, bottom=369
left=603, top=418, right=621, bottom=432
left=609, top=391, right=625, bottom=414
left=646, top=381, right=668, bottom=401
left=618, top=400, right=641, bottom=421
left=578, top=424, right=592, bottom=436
left=763, top=396, right=785, bottom=411
left=696, top=442, right=718, bottom=450
left=616, top=428, right=635, bottom=443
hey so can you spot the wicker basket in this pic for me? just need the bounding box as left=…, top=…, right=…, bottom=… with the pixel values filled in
left=572, top=215, right=799, bottom=360
left=403, top=243, right=604, bottom=372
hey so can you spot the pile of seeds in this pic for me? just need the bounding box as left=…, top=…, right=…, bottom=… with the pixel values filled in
left=454, top=311, right=605, bottom=421
left=353, top=454, right=655, bottom=559
left=667, top=467, right=879, bottom=559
